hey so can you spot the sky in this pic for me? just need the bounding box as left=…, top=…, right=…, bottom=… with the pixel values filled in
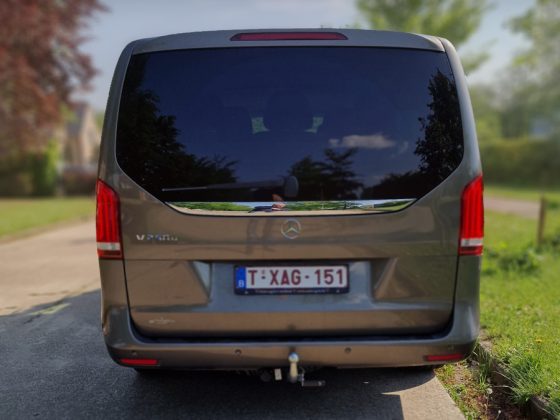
left=79, top=0, right=534, bottom=111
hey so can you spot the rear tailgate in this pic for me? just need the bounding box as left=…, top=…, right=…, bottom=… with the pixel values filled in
left=108, top=31, right=467, bottom=338
left=120, top=179, right=460, bottom=338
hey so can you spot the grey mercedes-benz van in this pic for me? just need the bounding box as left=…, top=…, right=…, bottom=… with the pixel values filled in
left=97, top=29, right=483, bottom=382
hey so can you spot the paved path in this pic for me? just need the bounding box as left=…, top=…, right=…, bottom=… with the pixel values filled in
left=0, top=221, right=463, bottom=419
left=485, top=197, right=540, bottom=220
left=0, top=222, right=99, bottom=315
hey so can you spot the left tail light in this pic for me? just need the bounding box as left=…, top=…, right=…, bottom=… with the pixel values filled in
left=96, top=179, right=122, bottom=259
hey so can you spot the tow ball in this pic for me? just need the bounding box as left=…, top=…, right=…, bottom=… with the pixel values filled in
left=287, top=352, right=326, bottom=387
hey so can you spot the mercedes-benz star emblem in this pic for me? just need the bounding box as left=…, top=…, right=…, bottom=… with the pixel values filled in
left=281, top=219, right=301, bottom=240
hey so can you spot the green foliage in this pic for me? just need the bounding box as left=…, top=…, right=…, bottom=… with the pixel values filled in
left=484, top=245, right=542, bottom=276
left=30, top=141, right=59, bottom=196
left=507, top=0, right=560, bottom=137
left=0, top=141, right=60, bottom=197
left=356, top=0, right=487, bottom=46
left=509, top=0, right=560, bottom=74
left=480, top=139, right=560, bottom=187
left=470, top=85, right=503, bottom=143
left=481, top=210, right=560, bottom=417
left=435, top=359, right=493, bottom=419
left=506, top=350, right=547, bottom=406
left=499, top=94, right=535, bottom=139
left=0, top=172, right=34, bottom=196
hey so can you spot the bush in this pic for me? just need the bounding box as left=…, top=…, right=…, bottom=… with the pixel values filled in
left=0, top=172, right=34, bottom=196
left=30, top=141, right=59, bottom=196
left=484, top=244, right=542, bottom=276
left=0, top=141, right=60, bottom=197
left=480, top=139, right=560, bottom=188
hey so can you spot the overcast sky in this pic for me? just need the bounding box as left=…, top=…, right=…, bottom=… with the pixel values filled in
left=79, top=0, right=533, bottom=111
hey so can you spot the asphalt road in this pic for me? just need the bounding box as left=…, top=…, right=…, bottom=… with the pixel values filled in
left=0, top=222, right=463, bottom=419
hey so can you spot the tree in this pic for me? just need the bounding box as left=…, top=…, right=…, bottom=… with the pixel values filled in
left=289, top=149, right=363, bottom=201
left=364, top=69, right=463, bottom=198
left=356, top=0, right=488, bottom=71
left=415, top=70, right=463, bottom=179
left=117, top=55, right=237, bottom=202
left=320, top=149, right=363, bottom=200
left=0, top=0, right=105, bottom=156
left=508, top=0, right=560, bottom=137
left=469, top=85, right=503, bottom=143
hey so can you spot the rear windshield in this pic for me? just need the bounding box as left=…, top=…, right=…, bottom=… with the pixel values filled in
left=116, top=47, right=463, bottom=211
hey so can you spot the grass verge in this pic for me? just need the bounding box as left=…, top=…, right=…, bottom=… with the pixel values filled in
left=0, top=197, right=94, bottom=238
left=438, top=203, right=560, bottom=418
left=475, top=208, right=560, bottom=417
left=435, top=358, right=523, bottom=419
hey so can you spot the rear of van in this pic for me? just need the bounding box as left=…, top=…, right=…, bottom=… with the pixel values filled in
left=97, top=29, right=482, bottom=372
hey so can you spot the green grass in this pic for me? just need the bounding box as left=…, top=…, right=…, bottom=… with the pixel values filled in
left=0, top=197, right=94, bottom=238
left=436, top=362, right=491, bottom=419
left=481, top=209, right=560, bottom=416
left=486, top=184, right=560, bottom=204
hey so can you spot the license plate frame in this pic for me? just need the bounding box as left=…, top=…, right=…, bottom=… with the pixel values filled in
left=234, top=265, right=349, bottom=295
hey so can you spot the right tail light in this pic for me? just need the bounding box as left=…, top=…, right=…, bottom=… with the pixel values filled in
left=459, top=175, right=484, bottom=256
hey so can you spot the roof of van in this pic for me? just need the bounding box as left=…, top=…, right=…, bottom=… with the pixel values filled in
left=131, top=29, right=445, bottom=55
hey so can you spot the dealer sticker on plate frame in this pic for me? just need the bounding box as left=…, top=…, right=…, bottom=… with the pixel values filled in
left=234, top=265, right=349, bottom=295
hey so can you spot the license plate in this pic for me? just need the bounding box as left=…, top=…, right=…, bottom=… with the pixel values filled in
left=234, top=265, right=349, bottom=295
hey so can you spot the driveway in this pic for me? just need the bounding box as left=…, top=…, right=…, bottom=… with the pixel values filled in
left=0, top=221, right=463, bottom=419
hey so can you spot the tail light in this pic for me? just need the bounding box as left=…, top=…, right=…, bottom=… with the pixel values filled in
left=230, top=32, right=348, bottom=41
left=96, top=179, right=122, bottom=259
left=119, top=358, right=159, bottom=367
left=424, top=353, right=464, bottom=362
left=459, top=175, right=484, bottom=256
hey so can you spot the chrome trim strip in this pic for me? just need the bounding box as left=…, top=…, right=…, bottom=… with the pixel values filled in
left=167, top=199, right=416, bottom=216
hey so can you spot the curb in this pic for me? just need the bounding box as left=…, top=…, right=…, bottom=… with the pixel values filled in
left=473, top=340, right=555, bottom=420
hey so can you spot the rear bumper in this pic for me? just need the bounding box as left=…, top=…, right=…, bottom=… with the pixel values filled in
left=100, top=256, right=480, bottom=369
left=105, top=309, right=476, bottom=369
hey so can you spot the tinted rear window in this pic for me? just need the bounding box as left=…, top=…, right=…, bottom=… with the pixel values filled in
left=116, top=47, right=463, bottom=208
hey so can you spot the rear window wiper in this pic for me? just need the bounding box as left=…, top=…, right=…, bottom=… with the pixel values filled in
left=162, top=176, right=299, bottom=198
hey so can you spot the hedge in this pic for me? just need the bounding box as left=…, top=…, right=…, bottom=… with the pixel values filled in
left=0, top=141, right=59, bottom=197
left=480, top=139, right=560, bottom=188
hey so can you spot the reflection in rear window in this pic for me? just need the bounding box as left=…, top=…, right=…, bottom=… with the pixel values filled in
left=116, top=47, right=463, bottom=206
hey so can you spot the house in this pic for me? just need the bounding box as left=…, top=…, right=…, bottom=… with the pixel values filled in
left=58, top=102, right=101, bottom=194
left=61, top=102, right=101, bottom=172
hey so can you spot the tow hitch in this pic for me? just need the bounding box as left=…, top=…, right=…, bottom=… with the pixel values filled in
left=257, top=352, right=326, bottom=387
left=287, top=352, right=326, bottom=387
left=288, top=352, right=299, bottom=383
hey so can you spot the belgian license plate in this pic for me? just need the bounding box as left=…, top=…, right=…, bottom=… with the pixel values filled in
left=234, top=265, right=349, bottom=295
